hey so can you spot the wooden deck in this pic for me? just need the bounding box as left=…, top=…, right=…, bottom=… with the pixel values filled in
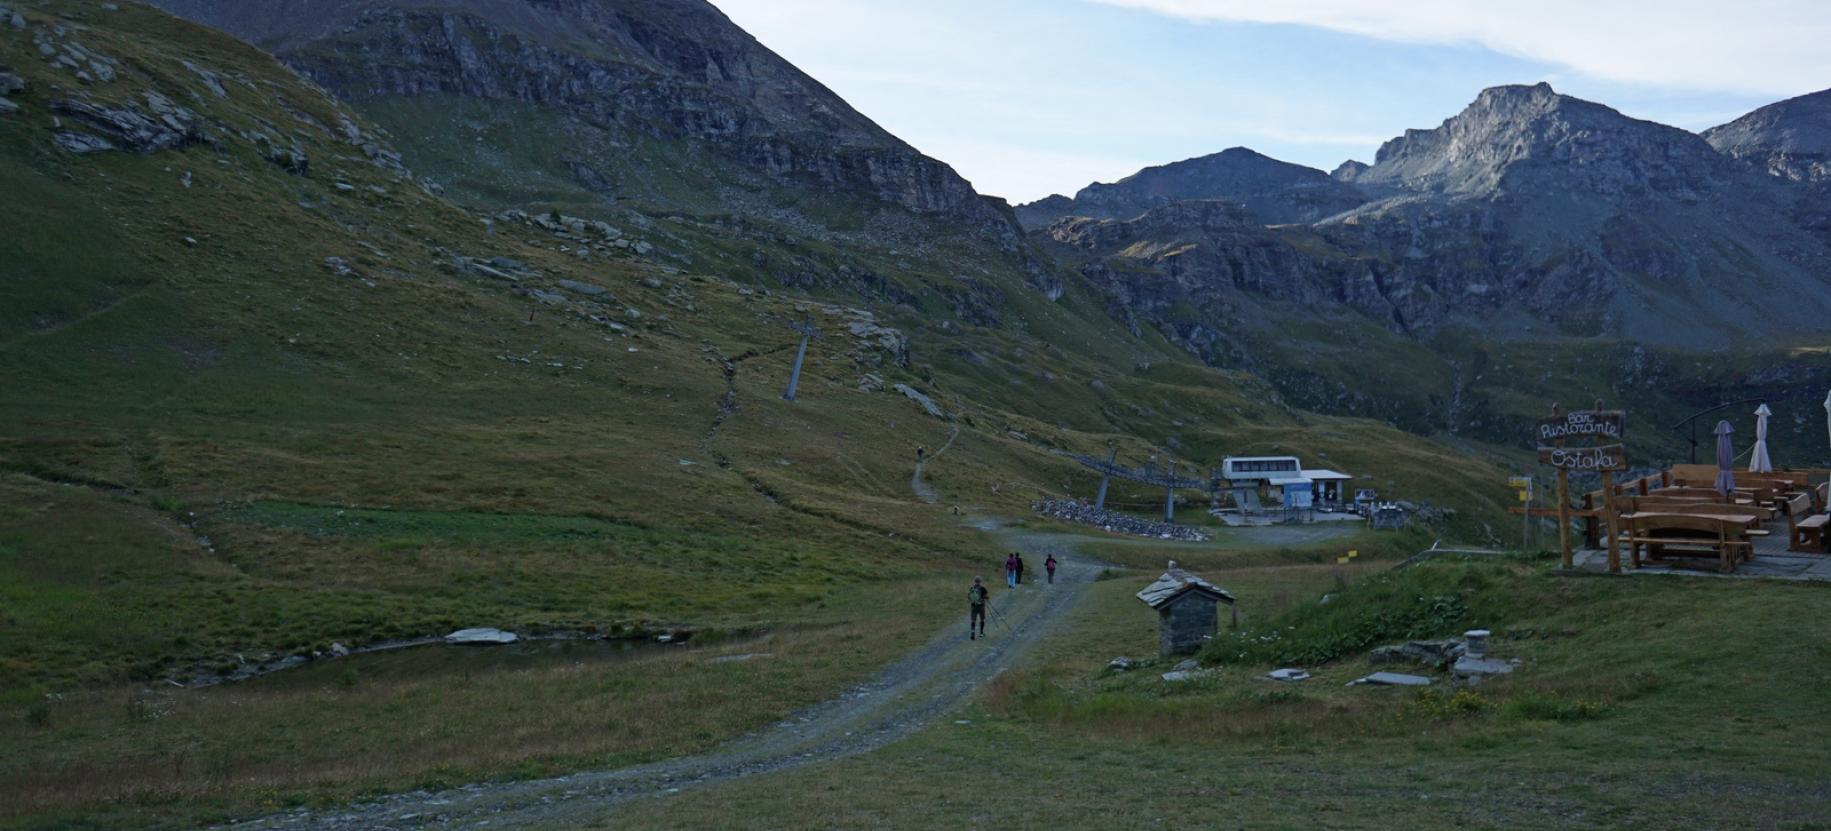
left=1573, top=528, right=1831, bottom=581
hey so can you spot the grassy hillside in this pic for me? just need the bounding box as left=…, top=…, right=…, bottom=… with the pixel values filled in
left=0, top=2, right=1533, bottom=825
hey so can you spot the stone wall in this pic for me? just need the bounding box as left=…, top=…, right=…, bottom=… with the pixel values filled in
left=1158, top=595, right=1217, bottom=656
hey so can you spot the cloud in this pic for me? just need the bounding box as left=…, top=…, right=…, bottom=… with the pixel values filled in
left=1086, top=0, right=1831, bottom=96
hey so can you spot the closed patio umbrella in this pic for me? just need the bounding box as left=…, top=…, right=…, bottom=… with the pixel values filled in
left=1824, top=390, right=1831, bottom=457
left=1713, top=420, right=1736, bottom=497
left=1749, top=404, right=1773, bottom=474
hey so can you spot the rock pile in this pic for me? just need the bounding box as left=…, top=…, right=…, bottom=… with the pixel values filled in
left=494, top=209, right=652, bottom=260
left=1032, top=498, right=1209, bottom=541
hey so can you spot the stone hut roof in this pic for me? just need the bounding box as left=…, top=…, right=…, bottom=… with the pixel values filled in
left=1136, top=561, right=1235, bottom=609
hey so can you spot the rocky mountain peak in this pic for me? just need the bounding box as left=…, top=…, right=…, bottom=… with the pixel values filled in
left=1016, top=146, right=1367, bottom=229
left=1703, top=87, right=1831, bottom=184
left=1355, top=82, right=1727, bottom=199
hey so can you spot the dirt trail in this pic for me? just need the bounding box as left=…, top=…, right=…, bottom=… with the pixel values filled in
left=216, top=490, right=1097, bottom=831
left=909, top=421, right=960, bottom=504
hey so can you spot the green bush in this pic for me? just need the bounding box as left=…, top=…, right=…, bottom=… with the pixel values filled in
left=1200, top=561, right=1535, bottom=667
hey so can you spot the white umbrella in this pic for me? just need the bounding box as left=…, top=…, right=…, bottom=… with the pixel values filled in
left=1749, top=403, right=1773, bottom=474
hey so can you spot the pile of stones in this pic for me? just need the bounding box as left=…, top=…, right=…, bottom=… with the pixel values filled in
left=1032, top=498, right=1209, bottom=541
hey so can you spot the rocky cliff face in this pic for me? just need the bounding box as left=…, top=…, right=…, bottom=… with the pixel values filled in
left=1704, top=87, right=1831, bottom=185
left=1017, top=147, right=1369, bottom=229
left=150, top=0, right=995, bottom=222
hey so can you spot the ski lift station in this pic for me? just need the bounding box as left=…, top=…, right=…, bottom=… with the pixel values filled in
left=1220, top=456, right=1355, bottom=509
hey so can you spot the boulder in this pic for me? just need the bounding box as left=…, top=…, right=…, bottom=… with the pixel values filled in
left=893, top=383, right=944, bottom=418
left=1173, top=659, right=1200, bottom=672
left=445, top=627, right=518, bottom=645
left=1106, top=656, right=1135, bottom=672
left=0, top=71, right=23, bottom=95
left=1368, top=638, right=1465, bottom=669
left=0, top=97, right=16, bottom=116
left=1269, top=668, right=1311, bottom=682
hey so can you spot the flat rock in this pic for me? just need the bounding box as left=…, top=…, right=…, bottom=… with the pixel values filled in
left=1452, top=656, right=1513, bottom=676
left=1106, top=656, right=1135, bottom=672
left=1161, top=670, right=1198, bottom=682
left=1349, top=671, right=1432, bottom=687
left=708, top=652, right=772, bottom=664
left=445, top=627, right=518, bottom=645
left=1269, top=668, right=1311, bottom=682
left=1172, top=659, right=1200, bottom=672
left=556, top=278, right=607, bottom=296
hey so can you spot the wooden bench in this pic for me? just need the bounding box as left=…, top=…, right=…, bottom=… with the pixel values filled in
left=1624, top=513, right=1754, bottom=573
left=1785, top=492, right=1829, bottom=553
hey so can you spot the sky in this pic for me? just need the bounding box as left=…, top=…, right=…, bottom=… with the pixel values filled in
left=708, top=0, right=1831, bottom=204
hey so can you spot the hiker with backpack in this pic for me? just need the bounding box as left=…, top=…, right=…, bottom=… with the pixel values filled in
left=1014, top=553, right=1026, bottom=586
left=968, top=577, right=988, bottom=640
left=1045, top=554, right=1058, bottom=584
left=1004, top=552, right=1018, bottom=588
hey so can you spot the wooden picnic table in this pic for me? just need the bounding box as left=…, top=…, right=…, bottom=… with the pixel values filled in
left=1623, top=512, right=1757, bottom=573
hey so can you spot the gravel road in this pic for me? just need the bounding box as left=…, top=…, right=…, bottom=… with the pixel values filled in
left=216, top=521, right=1100, bottom=831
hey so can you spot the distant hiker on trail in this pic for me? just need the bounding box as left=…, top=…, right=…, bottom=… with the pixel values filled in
left=916, top=445, right=926, bottom=463
left=1045, top=554, right=1058, bottom=584
left=968, top=577, right=988, bottom=640
left=1015, top=553, right=1026, bottom=585
left=1005, top=552, right=1018, bottom=588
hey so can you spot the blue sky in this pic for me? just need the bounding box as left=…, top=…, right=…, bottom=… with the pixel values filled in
left=711, top=0, right=1830, bottom=203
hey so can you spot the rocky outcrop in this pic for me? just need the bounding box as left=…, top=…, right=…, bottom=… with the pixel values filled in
left=50, top=92, right=206, bottom=154
left=1017, top=147, right=1369, bottom=229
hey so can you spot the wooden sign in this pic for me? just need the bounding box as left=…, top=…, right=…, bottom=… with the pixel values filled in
left=1535, top=410, right=1626, bottom=444
left=1538, top=444, right=1628, bottom=472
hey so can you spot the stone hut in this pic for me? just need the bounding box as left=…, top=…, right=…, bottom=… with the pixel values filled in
left=1136, top=561, right=1236, bottom=657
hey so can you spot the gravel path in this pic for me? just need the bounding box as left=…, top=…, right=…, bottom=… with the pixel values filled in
left=216, top=487, right=1097, bottom=830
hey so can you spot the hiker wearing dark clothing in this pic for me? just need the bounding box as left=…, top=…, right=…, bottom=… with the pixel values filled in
left=968, top=578, right=988, bottom=639
left=1005, top=553, right=1018, bottom=588
left=1045, top=554, right=1058, bottom=584
left=1015, top=553, right=1026, bottom=585
left=916, top=446, right=926, bottom=463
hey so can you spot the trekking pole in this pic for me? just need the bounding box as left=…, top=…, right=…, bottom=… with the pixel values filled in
left=987, top=599, right=1015, bottom=635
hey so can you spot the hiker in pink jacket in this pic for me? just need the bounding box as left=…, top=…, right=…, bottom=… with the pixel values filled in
left=1005, top=552, right=1018, bottom=588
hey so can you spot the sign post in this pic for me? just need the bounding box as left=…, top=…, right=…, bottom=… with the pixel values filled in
left=1509, top=476, right=1534, bottom=548
left=1535, top=405, right=1629, bottom=572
